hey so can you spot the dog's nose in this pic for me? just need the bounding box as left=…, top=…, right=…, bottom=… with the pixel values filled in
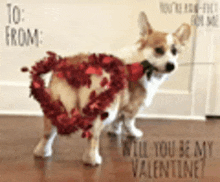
left=166, top=62, right=175, bottom=72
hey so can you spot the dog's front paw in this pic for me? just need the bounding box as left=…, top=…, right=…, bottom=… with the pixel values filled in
left=82, top=150, right=102, bottom=166
left=123, top=125, right=143, bottom=138
left=107, top=122, right=123, bottom=136
left=33, top=139, right=53, bottom=158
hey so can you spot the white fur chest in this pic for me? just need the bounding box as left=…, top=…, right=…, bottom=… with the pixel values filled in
left=139, top=73, right=168, bottom=107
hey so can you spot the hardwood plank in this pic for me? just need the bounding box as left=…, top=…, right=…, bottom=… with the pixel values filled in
left=0, top=115, right=220, bottom=182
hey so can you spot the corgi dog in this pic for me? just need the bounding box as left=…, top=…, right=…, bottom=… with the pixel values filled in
left=33, top=12, right=191, bottom=166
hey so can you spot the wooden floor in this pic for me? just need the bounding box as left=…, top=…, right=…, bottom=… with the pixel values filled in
left=0, top=115, right=220, bottom=182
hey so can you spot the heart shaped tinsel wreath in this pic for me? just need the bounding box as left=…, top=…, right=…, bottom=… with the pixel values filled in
left=21, top=51, right=144, bottom=139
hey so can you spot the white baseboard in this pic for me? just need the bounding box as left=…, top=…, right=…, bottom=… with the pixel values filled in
left=0, top=110, right=206, bottom=121
left=0, top=82, right=42, bottom=113
left=0, top=110, right=43, bottom=116
left=137, top=114, right=206, bottom=121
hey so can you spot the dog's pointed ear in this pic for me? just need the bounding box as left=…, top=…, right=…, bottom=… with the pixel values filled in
left=138, top=12, right=153, bottom=37
left=174, top=23, right=191, bottom=45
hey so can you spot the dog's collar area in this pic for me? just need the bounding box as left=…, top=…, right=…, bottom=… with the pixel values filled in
left=141, top=60, right=157, bottom=80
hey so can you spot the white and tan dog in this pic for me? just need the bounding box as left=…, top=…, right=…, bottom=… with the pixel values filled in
left=33, top=12, right=191, bottom=166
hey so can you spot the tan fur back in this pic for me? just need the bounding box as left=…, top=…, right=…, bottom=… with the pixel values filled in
left=48, top=53, right=146, bottom=120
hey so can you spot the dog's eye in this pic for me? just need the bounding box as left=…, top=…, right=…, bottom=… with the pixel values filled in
left=171, top=46, right=177, bottom=55
left=155, top=47, right=164, bottom=55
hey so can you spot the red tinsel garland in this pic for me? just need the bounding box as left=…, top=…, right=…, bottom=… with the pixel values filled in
left=22, top=51, right=144, bottom=139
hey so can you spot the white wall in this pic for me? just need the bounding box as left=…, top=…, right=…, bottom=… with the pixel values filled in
left=0, top=0, right=142, bottom=115
left=1, top=0, right=218, bottom=117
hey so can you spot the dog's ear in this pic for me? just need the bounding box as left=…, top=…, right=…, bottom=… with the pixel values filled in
left=174, top=23, right=191, bottom=45
left=138, top=12, right=153, bottom=37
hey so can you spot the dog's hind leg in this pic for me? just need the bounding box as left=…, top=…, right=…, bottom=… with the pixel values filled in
left=34, top=116, right=57, bottom=158
left=82, top=116, right=104, bottom=166
left=33, top=116, right=58, bottom=158
left=33, top=75, right=78, bottom=158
